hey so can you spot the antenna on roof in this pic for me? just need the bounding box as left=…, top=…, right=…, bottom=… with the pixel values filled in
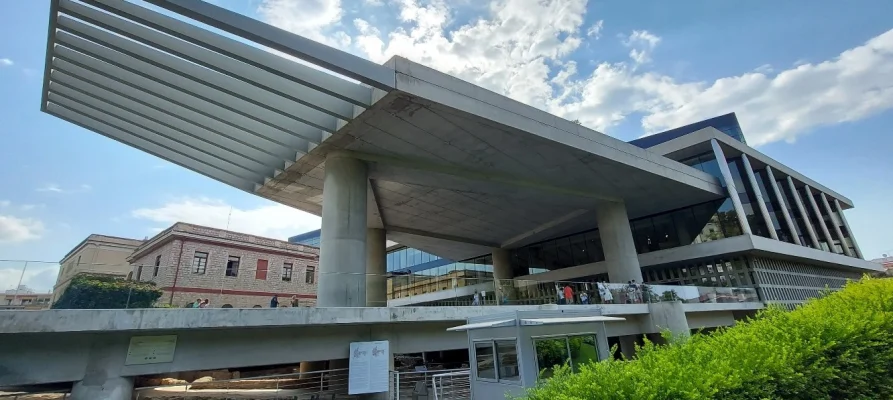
left=226, top=206, right=233, bottom=230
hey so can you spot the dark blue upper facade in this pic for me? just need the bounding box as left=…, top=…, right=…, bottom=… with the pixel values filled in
left=288, top=229, right=321, bottom=247
left=627, top=113, right=746, bottom=149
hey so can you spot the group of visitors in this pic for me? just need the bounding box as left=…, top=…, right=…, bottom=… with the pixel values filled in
left=558, top=280, right=645, bottom=305
left=185, top=295, right=304, bottom=308
left=270, top=295, right=303, bottom=308
left=189, top=298, right=210, bottom=308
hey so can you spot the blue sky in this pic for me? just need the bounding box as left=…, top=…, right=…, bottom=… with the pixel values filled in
left=1, top=0, right=892, bottom=292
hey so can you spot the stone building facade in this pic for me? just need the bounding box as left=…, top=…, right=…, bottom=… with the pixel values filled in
left=128, top=223, right=319, bottom=308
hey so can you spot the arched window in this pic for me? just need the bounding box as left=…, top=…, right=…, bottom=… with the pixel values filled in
left=126, top=272, right=133, bottom=280
left=252, top=305, right=262, bottom=308
left=221, top=304, right=233, bottom=308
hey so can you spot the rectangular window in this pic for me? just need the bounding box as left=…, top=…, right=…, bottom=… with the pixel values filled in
left=154, top=254, right=161, bottom=277
left=282, top=263, right=293, bottom=282
left=256, top=259, right=268, bottom=280
left=473, top=340, right=520, bottom=383
left=495, top=340, right=520, bottom=381
left=226, top=256, right=240, bottom=277
left=474, top=342, right=497, bottom=380
left=305, top=266, right=315, bottom=284
left=192, top=252, right=208, bottom=274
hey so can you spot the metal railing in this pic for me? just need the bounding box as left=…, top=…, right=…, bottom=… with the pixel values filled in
left=0, top=259, right=760, bottom=310
left=431, top=370, right=470, bottom=400
left=0, top=392, right=70, bottom=399
left=391, top=368, right=470, bottom=400
left=133, top=368, right=355, bottom=399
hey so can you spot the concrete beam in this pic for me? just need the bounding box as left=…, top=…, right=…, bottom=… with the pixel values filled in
left=804, top=185, right=837, bottom=253
left=142, top=0, right=397, bottom=90
left=72, top=0, right=374, bottom=110
left=787, top=176, right=821, bottom=248
left=46, top=102, right=257, bottom=192
left=820, top=193, right=853, bottom=257
left=834, top=199, right=863, bottom=259
left=765, top=166, right=801, bottom=245
left=386, top=226, right=500, bottom=248
left=500, top=209, right=589, bottom=248
left=350, top=150, right=621, bottom=203
left=710, top=139, right=752, bottom=235
left=741, top=154, right=777, bottom=240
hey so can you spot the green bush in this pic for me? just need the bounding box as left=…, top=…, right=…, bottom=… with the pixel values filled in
left=52, top=274, right=163, bottom=309
left=521, top=277, right=893, bottom=400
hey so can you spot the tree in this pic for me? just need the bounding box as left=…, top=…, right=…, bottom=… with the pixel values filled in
left=52, top=274, right=163, bottom=309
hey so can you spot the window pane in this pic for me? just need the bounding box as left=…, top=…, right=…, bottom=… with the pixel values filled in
left=474, top=342, right=496, bottom=380
left=534, top=338, right=569, bottom=379
left=495, top=340, right=520, bottom=381
left=569, top=335, right=599, bottom=373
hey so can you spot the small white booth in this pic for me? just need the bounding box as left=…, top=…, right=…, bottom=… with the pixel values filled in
left=447, top=310, right=624, bottom=399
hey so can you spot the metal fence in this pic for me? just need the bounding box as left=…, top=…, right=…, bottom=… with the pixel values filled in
left=391, top=369, right=470, bottom=400
left=133, top=368, right=354, bottom=400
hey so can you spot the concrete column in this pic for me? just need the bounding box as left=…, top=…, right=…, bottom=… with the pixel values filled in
left=740, top=154, right=777, bottom=240
left=595, top=201, right=643, bottom=283
left=786, top=176, right=820, bottom=248
left=618, top=335, right=638, bottom=360
left=70, top=340, right=133, bottom=400
left=71, top=376, right=133, bottom=400
left=804, top=185, right=837, bottom=253
left=820, top=193, right=853, bottom=256
left=491, top=248, right=516, bottom=302
left=834, top=199, right=863, bottom=259
left=647, top=301, right=691, bottom=342
left=319, top=152, right=369, bottom=307
left=710, top=139, right=752, bottom=235
left=366, top=228, right=387, bottom=306
left=765, top=166, right=801, bottom=245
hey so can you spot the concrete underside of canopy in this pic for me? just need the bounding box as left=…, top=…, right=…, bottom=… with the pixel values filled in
left=257, top=58, right=725, bottom=260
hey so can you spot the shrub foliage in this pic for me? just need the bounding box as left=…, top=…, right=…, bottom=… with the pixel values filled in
left=521, top=277, right=893, bottom=400
left=52, top=274, right=163, bottom=309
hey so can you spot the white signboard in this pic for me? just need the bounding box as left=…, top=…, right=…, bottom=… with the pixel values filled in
left=125, top=335, right=178, bottom=365
left=348, top=340, right=390, bottom=395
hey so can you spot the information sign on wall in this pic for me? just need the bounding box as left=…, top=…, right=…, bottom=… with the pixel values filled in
left=125, top=335, right=178, bottom=365
left=348, top=340, right=390, bottom=394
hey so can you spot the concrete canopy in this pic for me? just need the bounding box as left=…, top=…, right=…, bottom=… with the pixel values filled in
left=41, top=0, right=724, bottom=261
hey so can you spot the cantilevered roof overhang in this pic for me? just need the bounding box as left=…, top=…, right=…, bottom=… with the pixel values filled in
left=41, top=0, right=726, bottom=261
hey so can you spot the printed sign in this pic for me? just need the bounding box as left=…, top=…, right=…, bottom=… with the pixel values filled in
left=348, top=340, right=390, bottom=394
left=125, top=335, right=177, bottom=365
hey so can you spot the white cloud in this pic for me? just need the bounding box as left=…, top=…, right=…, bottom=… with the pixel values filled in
left=0, top=200, right=9, bottom=208
left=36, top=183, right=92, bottom=194
left=586, top=20, right=604, bottom=39
left=0, top=58, right=12, bottom=66
left=0, top=214, right=45, bottom=243
left=257, top=0, right=893, bottom=147
left=257, top=0, right=348, bottom=47
left=0, top=262, right=59, bottom=293
left=624, top=30, right=661, bottom=65
left=131, top=197, right=321, bottom=241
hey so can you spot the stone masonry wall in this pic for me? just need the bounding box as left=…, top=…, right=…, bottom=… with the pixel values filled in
left=130, top=237, right=318, bottom=308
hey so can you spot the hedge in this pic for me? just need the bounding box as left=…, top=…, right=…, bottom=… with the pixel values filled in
left=52, top=274, right=164, bottom=309
left=520, top=277, right=893, bottom=400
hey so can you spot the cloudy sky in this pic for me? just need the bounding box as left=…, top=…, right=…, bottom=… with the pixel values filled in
left=1, top=0, right=892, bottom=292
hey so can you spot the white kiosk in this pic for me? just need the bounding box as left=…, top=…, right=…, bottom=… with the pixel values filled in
left=448, top=310, right=623, bottom=399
